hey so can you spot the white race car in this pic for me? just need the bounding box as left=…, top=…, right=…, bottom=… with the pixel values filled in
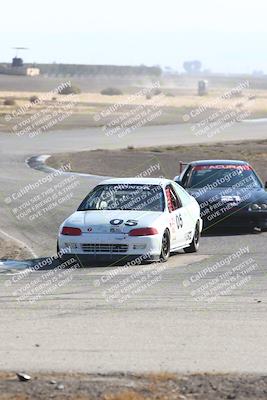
left=57, top=178, right=202, bottom=264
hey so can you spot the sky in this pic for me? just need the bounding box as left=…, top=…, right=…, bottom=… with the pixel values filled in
left=1, top=0, right=267, bottom=73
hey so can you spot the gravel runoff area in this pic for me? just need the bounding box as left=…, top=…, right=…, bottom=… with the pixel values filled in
left=1, top=371, right=267, bottom=400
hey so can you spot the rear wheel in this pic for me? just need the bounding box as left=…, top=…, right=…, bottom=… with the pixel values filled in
left=57, top=240, right=59, bottom=253
left=184, top=222, right=200, bottom=253
left=160, top=230, right=170, bottom=262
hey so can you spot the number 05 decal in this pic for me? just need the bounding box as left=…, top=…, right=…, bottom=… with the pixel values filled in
left=176, top=213, right=183, bottom=229
left=125, top=220, right=138, bottom=226
left=110, top=219, right=138, bottom=226
left=110, top=219, right=124, bottom=225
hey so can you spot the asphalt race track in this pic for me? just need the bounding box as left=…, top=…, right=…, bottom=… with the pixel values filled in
left=0, top=120, right=267, bottom=373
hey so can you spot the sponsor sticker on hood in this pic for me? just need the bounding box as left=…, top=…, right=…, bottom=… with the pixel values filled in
left=221, top=195, right=241, bottom=203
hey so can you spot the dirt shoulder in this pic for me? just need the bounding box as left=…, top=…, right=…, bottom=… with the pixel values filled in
left=0, top=236, right=32, bottom=260
left=47, top=140, right=267, bottom=183
left=1, top=371, right=267, bottom=400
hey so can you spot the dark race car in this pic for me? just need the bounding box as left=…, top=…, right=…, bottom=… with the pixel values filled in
left=174, top=160, right=267, bottom=231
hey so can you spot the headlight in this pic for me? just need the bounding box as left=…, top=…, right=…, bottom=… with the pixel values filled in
left=249, top=203, right=267, bottom=211
left=250, top=203, right=261, bottom=210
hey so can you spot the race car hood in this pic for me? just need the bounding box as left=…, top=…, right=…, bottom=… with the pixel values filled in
left=63, top=210, right=164, bottom=234
left=187, top=187, right=267, bottom=206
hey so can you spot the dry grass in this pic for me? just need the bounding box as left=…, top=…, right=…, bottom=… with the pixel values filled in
left=145, top=372, right=177, bottom=383
left=0, top=88, right=267, bottom=109
left=103, top=390, right=147, bottom=400
left=1, top=87, right=267, bottom=132
left=0, top=396, right=29, bottom=400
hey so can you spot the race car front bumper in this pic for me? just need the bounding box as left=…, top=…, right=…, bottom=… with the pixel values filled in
left=58, top=232, right=162, bottom=264
left=60, top=253, right=161, bottom=267
left=202, top=208, right=267, bottom=230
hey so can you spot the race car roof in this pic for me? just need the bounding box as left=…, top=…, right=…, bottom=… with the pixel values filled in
left=100, top=178, right=171, bottom=186
left=189, top=159, right=249, bottom=166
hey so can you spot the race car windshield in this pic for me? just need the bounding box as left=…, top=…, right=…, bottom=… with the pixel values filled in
left=186, top=165, right=262, bottom=189
left=78, top=184, right=165, bottom=212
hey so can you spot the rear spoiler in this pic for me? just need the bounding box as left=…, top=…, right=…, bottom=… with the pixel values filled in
left=179, top=161, right=189, bottom=174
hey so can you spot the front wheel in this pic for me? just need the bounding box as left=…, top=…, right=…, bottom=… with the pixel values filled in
left=160, top=230, right=170, bottom=262
left=184, top=222, right=200, bottom=253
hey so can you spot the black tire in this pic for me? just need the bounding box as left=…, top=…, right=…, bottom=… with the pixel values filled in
left=184, top=222, right=200, bottom=253
left=57, top=240, right=59, bottom=254
left=160, top=229, right=170, bottom=262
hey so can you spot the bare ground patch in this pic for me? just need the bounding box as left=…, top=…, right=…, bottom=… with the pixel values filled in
left=0, top=236, right=32, bottom=260
left=1, top=372, right=267, bottom=400
left=47, top=140, right=267, bottom=183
